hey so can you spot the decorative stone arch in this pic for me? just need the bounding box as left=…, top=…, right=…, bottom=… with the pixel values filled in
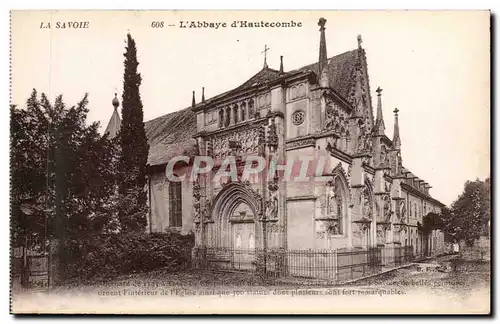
left=324, top=163, right=351, bottom=235
left=209, top=182, right=261, bottom=248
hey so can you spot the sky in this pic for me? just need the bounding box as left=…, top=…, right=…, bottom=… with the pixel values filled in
left=10, top=10, right=490, bottom=206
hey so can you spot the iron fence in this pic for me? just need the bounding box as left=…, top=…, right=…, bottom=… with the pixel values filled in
left=194, top=245, right=416, bottom=283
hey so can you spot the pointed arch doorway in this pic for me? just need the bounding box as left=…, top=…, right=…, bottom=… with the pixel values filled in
left=209, top=183, right=260, bottom=271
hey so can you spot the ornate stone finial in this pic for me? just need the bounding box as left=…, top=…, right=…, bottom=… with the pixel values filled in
left=318, top=17, right=327, bottom=30
left=375, top=86, right=385, bottom=135
left=393, top=108, right=401, bottom=149
left=191, top=90, right=196, bottom=109
left=279, top=55, right=284, bottom=74
left=357, top=34, right=363, bottom=49
left=318, top=17, right=328, bottom=80
left=112, top=93, right=119, bottom=109
left=201, top=87, right=205, bottom=102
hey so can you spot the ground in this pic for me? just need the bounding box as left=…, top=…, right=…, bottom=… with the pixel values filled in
left=12, top=255, right=490, bottom=314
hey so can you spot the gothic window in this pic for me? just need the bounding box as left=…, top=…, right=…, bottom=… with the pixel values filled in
left=169, top=181, right=182, bottom=227
left=218, top=109, right=224, bottom=128
left=248, top=100, right=254, bottom=118
left=232, top=105, right=238, bottom=124
left=240, top=102, right=246, bottom=121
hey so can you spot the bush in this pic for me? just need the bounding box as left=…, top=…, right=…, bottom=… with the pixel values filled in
left=65, top=231, right=194, bottom=281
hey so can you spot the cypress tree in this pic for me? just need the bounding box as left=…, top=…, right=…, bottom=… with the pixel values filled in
left=118, top=33, right=149, bottom=232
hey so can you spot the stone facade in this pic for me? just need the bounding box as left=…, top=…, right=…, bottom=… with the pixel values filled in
left=110, top=18, right=447, bottom=260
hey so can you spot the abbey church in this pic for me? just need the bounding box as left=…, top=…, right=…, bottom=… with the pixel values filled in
left=106, top=18, right=446, bottom=270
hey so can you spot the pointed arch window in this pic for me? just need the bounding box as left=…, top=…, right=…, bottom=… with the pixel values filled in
left=169, top=181, right=182, bottom=227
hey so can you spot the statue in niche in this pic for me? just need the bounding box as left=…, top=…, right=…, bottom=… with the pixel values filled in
left=326, top=136, right=338, bottom=150
left=363, top=187, right=373, bottom=219
left=380, top=148, right=387, bottom=166
left=324, top=104, right=336, bottom=130
left=265, top=193, right=278, bottom=220
left=326, top=219, right=340, bottom=235
left=326, top=181, right=341, bottom=218
left=400, top=200, right=407, bottom=221
left=383, top=197, right=391, bottom=220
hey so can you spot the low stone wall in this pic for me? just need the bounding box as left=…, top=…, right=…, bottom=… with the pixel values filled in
left=459, top=236, right=490, bottom=261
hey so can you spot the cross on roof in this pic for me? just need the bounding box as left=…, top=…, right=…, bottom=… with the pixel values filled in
left=262, top=44, right=270, bottom=68
left=393, top=108, right=399, bottom=116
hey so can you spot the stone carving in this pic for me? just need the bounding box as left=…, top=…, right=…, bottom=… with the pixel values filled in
left=286, top=138, right=315, bottom=150
left=239, top=181, right=263, bottom=218
left=325, top=179, right=341, bottom=218
left=265, top=192, right=278, bottom=221
left=383, top=195, right=392, bottom=221
left=203, top=200, right=212, bottom=223
left=326, top=136, right=338, bottom=150
left=352, top=221, right=370, bottom=238
left=291, top=110, right=305, bottom=125
left=400, top=200, right=407, bottom=222
left=193, top=179, right=201, bottom=223
left=316, top=231, right=326, bottom=239
left=268, top=223, right=285, bottom=233
left=362, top=185, right=373, bottom=219
left=324, top=99, right=349, bottom=134
left=206, top=139, right=213, bottom=157
left=267, top=118, right=278, bottom=150
left=385, top=181, right=392, bottom=194
left=212, top=126, right=261, bottom=159
left=325, top=219, right=341, bottom=235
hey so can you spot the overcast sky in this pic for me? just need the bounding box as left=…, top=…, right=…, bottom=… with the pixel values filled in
left=11, top=10, right=490, bottom=205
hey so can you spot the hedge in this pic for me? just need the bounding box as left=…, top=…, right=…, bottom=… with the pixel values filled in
left=65, top=231, right=194, bottom=281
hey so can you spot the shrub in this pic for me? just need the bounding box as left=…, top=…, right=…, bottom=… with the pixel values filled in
left=65, top=231, right=194, bottom=281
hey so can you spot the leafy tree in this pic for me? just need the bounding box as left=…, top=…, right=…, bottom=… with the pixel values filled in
left=442, top=178, right=491, bottom=245
left=117, top=33, right=149, bottom=232
left=10, top=90, right=119, bottom=276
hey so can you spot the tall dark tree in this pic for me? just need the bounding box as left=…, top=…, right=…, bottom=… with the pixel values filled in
left=118, top=33, right=149, bottom=232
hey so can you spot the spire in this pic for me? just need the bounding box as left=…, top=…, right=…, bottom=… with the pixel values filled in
left=393, top=108, right=401, bottom=149
left=105, top=93, right=121, bottom=139
left=375, top=87, right=385, bottom=135
left=353, top=63, right=364, bottom=117
left=201, top=87, right=205, bottom=102
left=279, top=55, right=284, bottom=74
left=191, top=90, right=196, bottom=109
left=318, top=17, right=328, bottom=77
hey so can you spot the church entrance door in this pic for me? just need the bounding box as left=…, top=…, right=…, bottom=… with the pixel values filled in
left=230, top=203, right=256, bottom=271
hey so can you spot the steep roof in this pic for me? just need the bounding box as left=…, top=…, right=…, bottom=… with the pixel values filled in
left=292, top=49, right=359, bottom=100
left=144, top=107, right=197, bottom=166
left=144, top=49, right=360, bottom=167
left=104, top=108, right=121, bottom=139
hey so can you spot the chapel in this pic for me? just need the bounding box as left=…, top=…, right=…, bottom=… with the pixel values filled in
left=105, top=18, right=446, bottom=269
